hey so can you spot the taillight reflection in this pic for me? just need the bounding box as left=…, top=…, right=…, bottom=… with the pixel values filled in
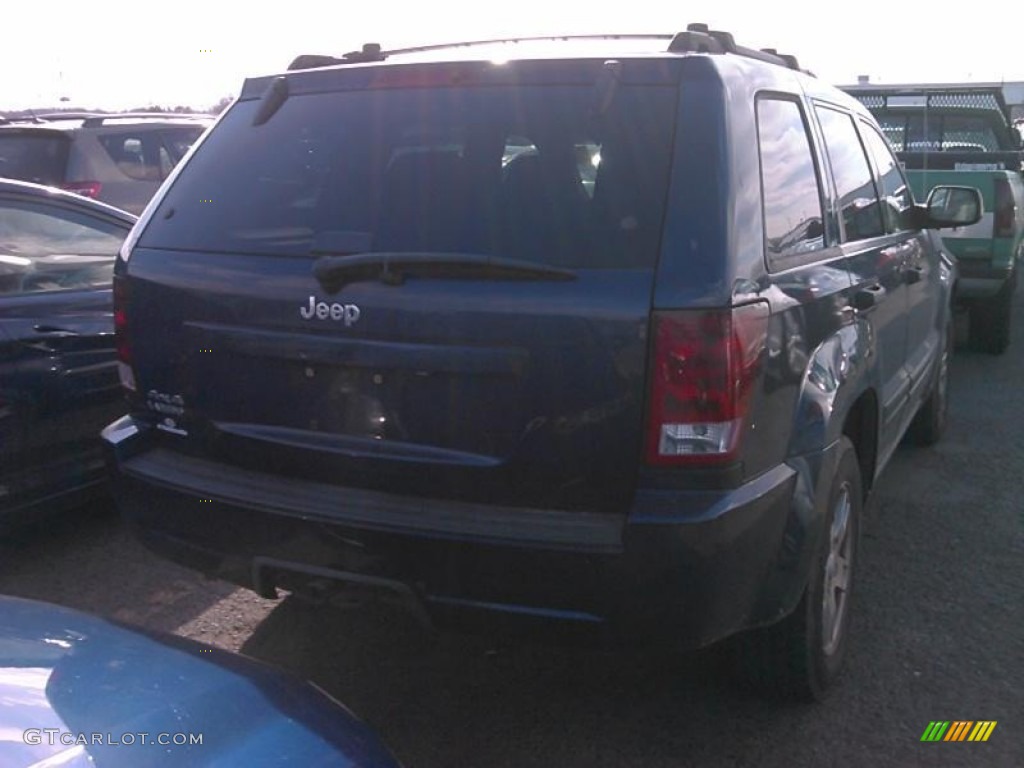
left=994, top=177, right=1016, bottom=238
left=61, top=181, right=103, bottom=199
left=112, top=275, right=136, bottom=391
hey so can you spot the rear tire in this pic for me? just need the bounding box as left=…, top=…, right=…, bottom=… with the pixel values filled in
left=736, top=436, right=862, bottom=702
left=969, top=273, right=1014, bottom=355
left=909, top=318, right=951, bottom=446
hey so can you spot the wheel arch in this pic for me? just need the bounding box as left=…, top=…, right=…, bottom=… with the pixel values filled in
left=840, top=389, right=878, bottom=499
left=748, top=320, right=879, bottom=627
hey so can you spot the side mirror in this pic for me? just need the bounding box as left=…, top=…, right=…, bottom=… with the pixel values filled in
left=922, top=185, right=984, bottom=229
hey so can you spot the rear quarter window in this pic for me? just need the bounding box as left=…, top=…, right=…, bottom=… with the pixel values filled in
left=98, top=126, right=205, bottom=181
left=99, top=133, right=164, bottom=181
left=160, top=126, right=207, bottom=161
left=755, top=96, right=826, bottom=268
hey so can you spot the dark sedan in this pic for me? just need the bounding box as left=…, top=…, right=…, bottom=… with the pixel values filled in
left=0, top=178, right=134, bottom=525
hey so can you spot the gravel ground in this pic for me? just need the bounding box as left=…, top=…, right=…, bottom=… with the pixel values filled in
left=1, top=298, right=1021, bottom=768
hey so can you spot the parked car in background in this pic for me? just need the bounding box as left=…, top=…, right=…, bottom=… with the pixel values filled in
left=844, top=86, right=1024, bottom=354
left=105, top=26, right=980, bottom=701
left=0, top=179, right=133, bottom=527
left=0, top=113, right=212, bottom=214
left=0, top=595, right=400, bottom=767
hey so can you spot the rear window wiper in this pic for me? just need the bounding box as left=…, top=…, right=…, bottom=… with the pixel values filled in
left=311, top=251, right=578, bottom=293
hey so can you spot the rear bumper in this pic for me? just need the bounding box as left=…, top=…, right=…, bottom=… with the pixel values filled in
left=103, top=416, right=826, bottom=648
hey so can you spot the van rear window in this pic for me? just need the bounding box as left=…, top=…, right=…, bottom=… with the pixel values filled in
left=0, top=134, right=69, bottom=186
left=874, top=113, right=1006, bottom=153
left=139, top=83, right=678, bottom=268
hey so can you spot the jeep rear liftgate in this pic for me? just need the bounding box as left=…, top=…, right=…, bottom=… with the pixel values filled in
left=118, top=68, right=680, bottom=515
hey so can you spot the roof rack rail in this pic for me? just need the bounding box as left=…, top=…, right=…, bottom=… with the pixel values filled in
left=0, top=111, right=211, bottom=126
left=0, top=114, right=49, bottom=125
left=285, top=28, right=813, bottom=75
left=288, top=54, right=345, bottom=70
left=29, top=111, right=106, bottom=121
left=669, top=23, right=807, bottom=73
left=80, top=112, right=211, bottom=126
left=288, top=34, right=675, bottom=70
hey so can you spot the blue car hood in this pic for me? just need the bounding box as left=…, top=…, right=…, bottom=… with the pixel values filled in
left=0, top=596, right=397, bottom=767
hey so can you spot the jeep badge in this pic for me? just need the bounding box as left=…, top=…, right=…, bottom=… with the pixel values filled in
left=300, top=296, right=361, bottom=326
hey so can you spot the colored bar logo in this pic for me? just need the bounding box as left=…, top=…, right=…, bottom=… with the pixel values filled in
left=920, top=721, right=997, bottom=742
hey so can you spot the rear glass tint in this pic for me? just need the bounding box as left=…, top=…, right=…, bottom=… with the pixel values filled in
left=0, top=134, right=69, bottom=186
left=140, top=83, right=678, bottom=268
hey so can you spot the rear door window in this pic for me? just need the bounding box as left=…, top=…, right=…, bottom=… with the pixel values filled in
left=139, top=82, right=679, bottom=269
left=99, top=132, right=165, bottom=181
left=858, top=122, right=915, bottom=232
left=814, top=106, right=885, bottom=242
left=0, top=133, right=70, bottom=186
left=0, top=199, right=122, bottom=294
left=755, top=96, right=826, bottom=268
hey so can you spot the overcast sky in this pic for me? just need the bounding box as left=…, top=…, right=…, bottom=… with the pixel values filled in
left=5, top=0, right=1023, bottom=111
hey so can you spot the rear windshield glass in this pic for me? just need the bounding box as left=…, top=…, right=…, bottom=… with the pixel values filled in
left=0, top=134, right=69, bottom=185
left=139, top=83, right=678, bottom=268
left=874, top=113, right=1007, bottom=152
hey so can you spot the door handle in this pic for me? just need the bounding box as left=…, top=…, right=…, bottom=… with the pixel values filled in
left=904, top=266, right=924, bottom=285
left=853, top=285, right=884, bottom=311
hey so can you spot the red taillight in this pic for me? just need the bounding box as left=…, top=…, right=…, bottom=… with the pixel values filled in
left=645, top=303, right=770, bottom=466
left=113, top=275, right=136, bottom=391
left=61, top=181, right=102, bottom=199
left=994, top=178, right=1016, bottom=238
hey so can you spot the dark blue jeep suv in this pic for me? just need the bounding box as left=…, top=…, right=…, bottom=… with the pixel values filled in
left=102, top=27, right=981, bottom=699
